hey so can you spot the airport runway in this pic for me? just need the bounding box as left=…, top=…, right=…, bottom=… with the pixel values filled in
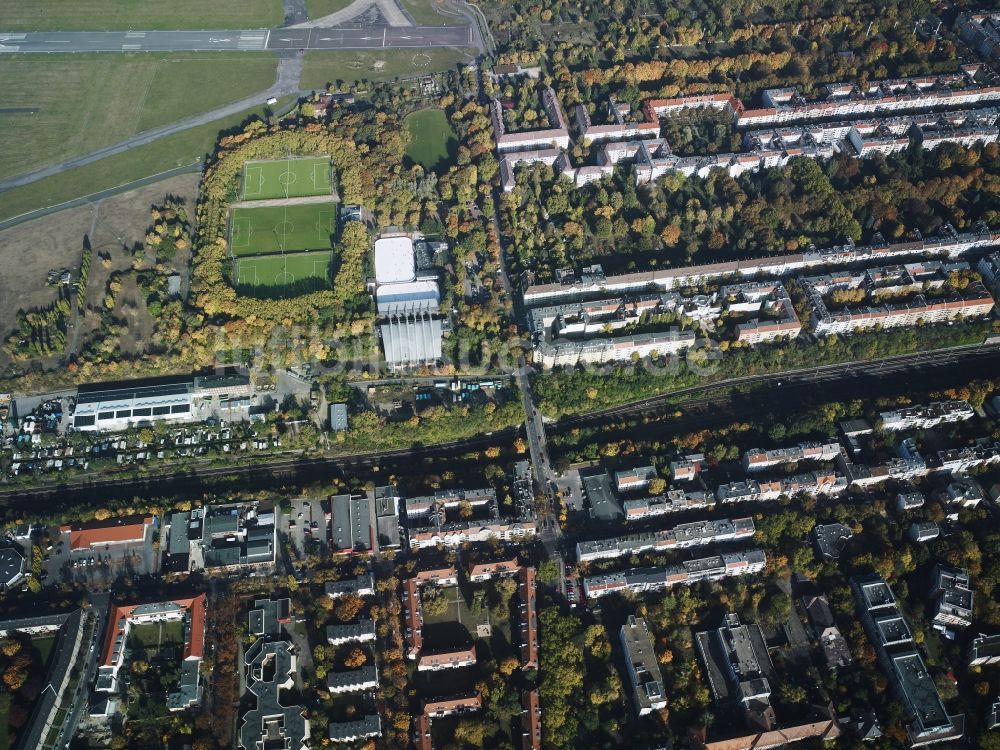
left=0, top=26, right=474, bottom=53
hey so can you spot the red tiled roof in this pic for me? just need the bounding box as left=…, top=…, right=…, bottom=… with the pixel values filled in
left=100, top=594, right=207, bottom=669
left=62, top=515, right=152, bottom=551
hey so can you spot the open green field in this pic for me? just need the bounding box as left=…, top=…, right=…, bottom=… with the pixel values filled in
left=0, top=0, right=281, bottom=30
left=128, top=620, right=185, bottom=649
left=230, top=203, right=336, bottom=255
left=399, top=0, right=452, bottom=25
left=405, top=109, right=457, bottom=171
left=0, top=96, right=295, bottom=224
left=300, top=47, right=474, bottom=87
left=0, top=52, right=278, bottom=181
left=305, top=0, right=355, bottom=19
left=242, top=157, right=333, bottom=200
left=235, top=251, right=333, bottom=289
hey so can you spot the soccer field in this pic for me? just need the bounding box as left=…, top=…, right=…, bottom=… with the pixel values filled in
left=230, top=203, right=336, bottom=255
left=241, top=156, right=333, bottom=200
left=235, top=251, right=333, bottom=289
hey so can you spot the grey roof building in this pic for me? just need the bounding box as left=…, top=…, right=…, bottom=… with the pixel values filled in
left=909, top=521, right=940, bottom=543
left=379, top=312, right=444, bottom=369
left=930, top=565, right=973, bottom=630
left=167, top=503, right=276, bottom=571
left=852, top=574, right=963, bottom=747
left=620, top=615, right=666, bottom=716
left=330, top=494, right=376, bottom=554
left=325, top=574, right=375, bottom=599
left=813, top=523, right=853, bottom=560
left=0, top=546, right=26, bottom=589
left=240, top=638, right=309, bottom=750
left=695, top=612, right=776, bottom=732
left=373, top=485, right=402, bottom=549
left=326, top=618, right=376, bottom=646
left=575, top=517, right=755, bottom=562
left=329, top=714, right=381, bottom=743
left=583, top=472, right=623, bottom=521
left=329, top=403, right=348, bottom=432
left=326, top=665, right=379, bottom=694
left=249, top=598, right=291, bottom=637
left=968, top=634, right=1000, bottom=666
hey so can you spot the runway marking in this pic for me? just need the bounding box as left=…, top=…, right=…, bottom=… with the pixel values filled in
left=382, top=28, right=387, bottom=47
left=264, top=29, right=271, bottom=47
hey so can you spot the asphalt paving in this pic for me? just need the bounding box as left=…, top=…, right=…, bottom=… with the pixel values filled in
left=0, top=25, right=473, bottom=53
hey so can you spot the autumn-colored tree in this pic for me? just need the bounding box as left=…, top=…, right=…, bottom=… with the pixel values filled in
left=343, top=647, right=367, bottom=669
left=334, top=594, right=365, bottom=622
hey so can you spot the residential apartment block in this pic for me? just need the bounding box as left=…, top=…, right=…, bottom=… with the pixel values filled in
left=880, top=400, right=975, bottom=431
left=930, top=565, right=974, bottom=630
left=575, top=517, right=755, bottom=562
left=582, top=549, right=766, bottom=599
left=853, top=574, right=963, bottom=746
left=742, top=441, right=840, bottom=472
left=620, top=615, right=666, bottom=716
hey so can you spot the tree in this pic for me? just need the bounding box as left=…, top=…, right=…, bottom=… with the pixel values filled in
left=648, top=477, right=667, bottom=495
left=421, top=587, right=449, bottom=617
left=499, top=656, right=519, bottom=676
left=334, top=594, right=365, bottom=622
left=343, top=647, right=367, bottom=669
left=537, top=559, right=560, bottom=583
left=2, top=665, right=26, bottom=692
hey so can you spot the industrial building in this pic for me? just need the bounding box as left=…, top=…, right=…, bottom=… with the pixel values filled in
left=71, top=373, right=251, bottom=432
left=371, top=235, right=444, bottom=369
left=165, top=503, right=276, bottom=572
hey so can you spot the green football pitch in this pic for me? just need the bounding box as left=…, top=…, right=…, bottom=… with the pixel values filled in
left=230, top=203, right=336, bottom=256
left=241, top=156, right=333, bottom=199
left=235, top=251, right=333, bottom=289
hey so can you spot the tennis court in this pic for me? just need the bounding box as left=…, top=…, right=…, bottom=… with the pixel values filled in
left=230, top=203, right=336, bottom=256
left=241, top=156, right=333, bottom=200
left=234, top=251, right=333, bottom=289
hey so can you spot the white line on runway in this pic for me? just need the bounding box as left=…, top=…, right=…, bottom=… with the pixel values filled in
left=382, top=28, right=387, bottom=47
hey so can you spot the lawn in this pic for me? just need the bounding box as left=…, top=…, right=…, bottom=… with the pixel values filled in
left=242, top=157, right=333, bottom=200
left=230, top=203, right=336, bottom=255
left=398, top=0, right=452, bottom=25
left=0, top=96, right=296, bottom=223
left=405, top=109, right=457, bottom=172
left=0, top=52, right=278, bottom=181
left=300, top=47, right=474, bottom=87
left=128, top=620, right=185, bottom=649
left=32, top=636, right=56, bottom=667
left=0, top=0, right=281, bottom=30
left=235, top=251, right=333, bottom=290
left=305, top=0, right=356, bottom=19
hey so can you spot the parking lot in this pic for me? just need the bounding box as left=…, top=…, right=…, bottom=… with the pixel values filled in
left=554, top=468, right=586, bottom=513
left=282, top=498, right=329, bottom=560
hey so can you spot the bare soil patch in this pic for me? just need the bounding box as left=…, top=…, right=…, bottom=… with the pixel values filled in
left=0, top=173, right=199, bottom=366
